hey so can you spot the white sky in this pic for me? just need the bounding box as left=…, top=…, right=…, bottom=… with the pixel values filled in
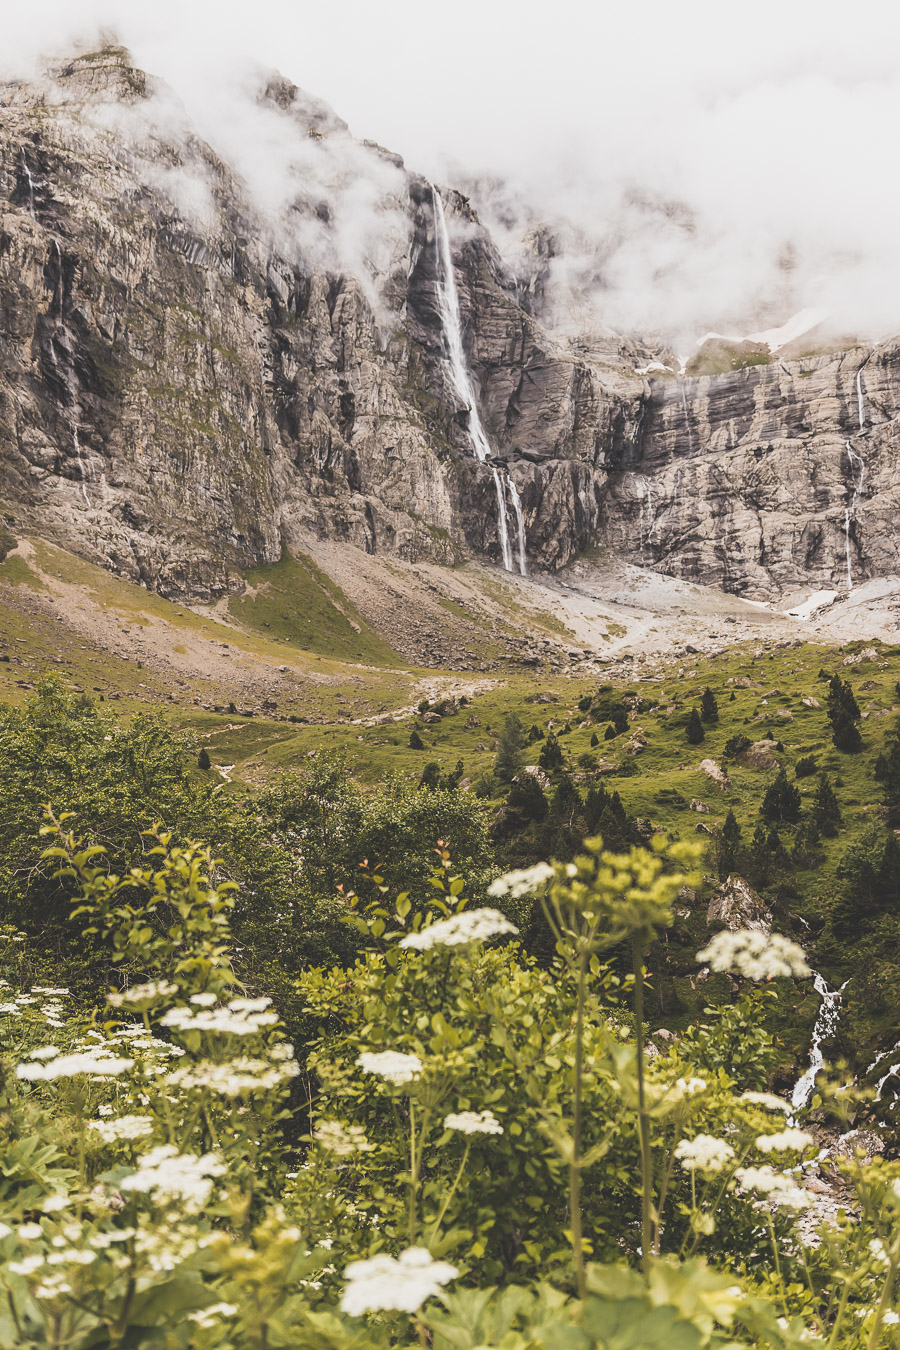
left=6, top=0, right=900, bottom=343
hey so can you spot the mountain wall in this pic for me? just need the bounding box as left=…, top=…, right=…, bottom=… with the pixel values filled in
left=0, top=45, right=898, bottom=602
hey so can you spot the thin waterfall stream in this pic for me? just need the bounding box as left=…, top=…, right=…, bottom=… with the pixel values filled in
left=431, top=187, right=526, bottom=574
left=791, top=972, right=847, bottom=1110
left=842, top=359, right=869, bottom=590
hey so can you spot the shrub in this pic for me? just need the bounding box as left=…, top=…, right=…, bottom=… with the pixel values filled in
left=197, top=747, right=211, bottom=770
left=409, top=729, right=425, bottom=750
left=794, top=755, right=818, bottom=778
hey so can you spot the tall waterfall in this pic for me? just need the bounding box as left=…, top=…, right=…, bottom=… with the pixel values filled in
left=843, top=360, right=869, bottom=590
left=431, top=188, right=526, bottom=575
left=791, top=972, right=846, bottom=1110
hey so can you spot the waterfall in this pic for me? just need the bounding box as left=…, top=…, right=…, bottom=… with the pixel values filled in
left=679, top=380, right=695, bottom=453
left=843, top=441, right=865, bottom=591
left=633, top=474, right=656, bottom=554
left=507, top=478, right=527, bottom=575
left=20, top=151, right=36, bottom=220
left=50, top=242, right=91, bottom=507
left=841, top=358, right=871, bottom=589
left=431, top=187, right=525, bottom=575
left=867, top=1037, right=900, bottom=1104
left=791, top=972, right=847, bottom=1110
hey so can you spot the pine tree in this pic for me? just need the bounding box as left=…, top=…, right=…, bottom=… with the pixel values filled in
left=408, top=729, right=425, bottom=750
left=761, top=768, right=802, bottom=824
left=700, top=687, right=719, bottom=723
left=603, top=724, right=617, bottom=741
left=686, top=708, right=705, bottom=745
left=832, top=709, right=863, bottom=753
left=590, top=731, right=600, bottom=748
left=875, top=717, right=900, bottom=823
left=717, top=809, right=742, bottom=878
left=197, top=747, right=211, bottom=771
left=811, top=773, right=842, bottom=836
left=828, top=675, right=860, bottom=721
left=538, top=732, right=564, bottom=772
left=494, top=712, right=527, bottom=783
left=507, top=773, right=548, bottom=823
left=419, top=762, right=441, bottom=790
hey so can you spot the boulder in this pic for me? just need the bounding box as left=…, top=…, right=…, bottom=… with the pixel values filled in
left=738, top=739, right=781, bottom=771
left=689, top=798, right=710, bottom=813
left=699, top=758, right=729, bottom=790
left=707, top=874, right=771, bottom=932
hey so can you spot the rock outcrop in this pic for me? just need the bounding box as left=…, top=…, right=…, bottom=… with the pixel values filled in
left=707, top=874, right=771, bottom=932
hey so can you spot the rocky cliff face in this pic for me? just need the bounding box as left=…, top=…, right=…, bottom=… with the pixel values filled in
left=0, top=45, right=897, bottom=602
left=0, top=46, right=644, bottom=598
left=601, top=346, right=900, bottom=597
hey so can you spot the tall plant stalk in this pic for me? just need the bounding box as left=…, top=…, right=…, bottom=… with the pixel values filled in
left=570, top=950, right=589, bottom=1299
left=632, top=935, right=652, bottom=1280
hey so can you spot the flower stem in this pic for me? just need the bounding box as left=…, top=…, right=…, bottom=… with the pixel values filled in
left=633, top=935, right=652, bottom=1281
left=429, top=1140, right=471, bottom=1245
left=570, top=949, right=588, bottom=1299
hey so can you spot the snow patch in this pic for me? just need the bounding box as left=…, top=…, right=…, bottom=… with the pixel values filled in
left=784, top=590, right=839, bottom=621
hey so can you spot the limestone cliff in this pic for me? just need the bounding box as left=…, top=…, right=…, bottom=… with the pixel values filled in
left=0, top=45, right=896, bottom=602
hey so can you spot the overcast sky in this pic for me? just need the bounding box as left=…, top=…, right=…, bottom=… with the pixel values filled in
left=6, top=0, right=900, bottom=345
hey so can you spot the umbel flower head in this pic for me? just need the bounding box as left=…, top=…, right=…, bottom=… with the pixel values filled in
left=756, top=1128, right=815, bottom=1153
left=119, top=1145, right=225, bottom=1210
left=487, top=864, right=555, bottom=899
left=696, top=929, right=811, bottom=980
left=341, top=1247, right=458, bottom=1315
left=444, top=1109, right=503, bottom=1135
left=356, top=1050, right=422, bottom=1085
left=399, top=908, right=518, bottom=950
left=674, top=1134, right=736, bottom=1173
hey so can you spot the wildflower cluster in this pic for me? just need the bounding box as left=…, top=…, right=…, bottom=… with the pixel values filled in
left=696, top=929, right=811, bottom=980
left=398, top=908, right=518, bottom=949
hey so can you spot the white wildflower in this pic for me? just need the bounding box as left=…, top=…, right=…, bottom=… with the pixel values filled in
left=870, top=1238, right=888, bottom=1267
left=399, top=908, right=518, bottom=950
left=88, top=1114, right=155, bottom=1144
left=168, top=1057, right=299, bottom=1097
left=120, top=1145, right=225, bottom=1210
left=17, top=1052, right=133, bottom=1081
left=159, top=999, right=278, bottom=1036
left=17, top=1224, right=42, bottom=1240
left=40, top=1196, right=69, bottom=1214
left=0, top=1003, right=19, bottom=1014
left=756, top=1129, right=815, bottom=1153
left=884, top=1311, right=899, bottom=1326
left=32, top=987, right=69, bottom=996
left=487, top=863, right=554, bottom=899
left=98, top=1105, right=114, bottom=1116
left=341, top=1247, right=458, bottom=1315
left=190, top=1303, right=239, bottom=1327
left=696, top=930, right=811, bottom=980
left=443, top=1110, right=503, bottom=1135
left=34, top=1274, right=71, bottom=1299
left=107, top=980, right=178, bottom=1008
left=28, top=1046, right=60, bottom=1061
left=734, top=1165, right=812, bottom=1210
left=314, top=1120, right=373, bottom=1155
left=9, top=1256, right=44, bottom=1274
left=356, top=1050, right=422, bottom=1085
left=674, top=1134, right=735, bottom=1173
left=189, top=992, right=218, bottom=1006
left=738, top=1091, right=792, bottom=1114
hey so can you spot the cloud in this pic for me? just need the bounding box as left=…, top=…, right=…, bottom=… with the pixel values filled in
left=3, top=0, right=900, bottom=345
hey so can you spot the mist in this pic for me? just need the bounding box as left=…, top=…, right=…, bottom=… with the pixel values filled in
left=5, top=0, right=900, bottom=350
